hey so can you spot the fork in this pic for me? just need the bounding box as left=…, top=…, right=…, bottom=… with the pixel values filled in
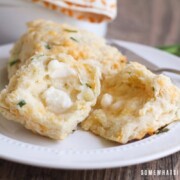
left=108, top=41, right=180, bottom=75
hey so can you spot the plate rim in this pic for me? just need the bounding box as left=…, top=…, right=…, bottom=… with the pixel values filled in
left=0, top=40, right=180, bottom=169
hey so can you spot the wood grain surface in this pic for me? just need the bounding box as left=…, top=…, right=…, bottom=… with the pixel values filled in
left=108, top=0, right=180, bottom=46
left=0, top=0, right=180, bottom=179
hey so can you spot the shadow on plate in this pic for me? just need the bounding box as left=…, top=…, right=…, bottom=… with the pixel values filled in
left=0, top=115, right=119, bottom=149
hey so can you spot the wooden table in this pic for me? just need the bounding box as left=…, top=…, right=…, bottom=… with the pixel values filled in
left=0, top=0, right=180, bottom=179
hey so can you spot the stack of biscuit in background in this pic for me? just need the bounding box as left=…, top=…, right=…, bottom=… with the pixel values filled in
left=0, top=20, right=179, bottom=143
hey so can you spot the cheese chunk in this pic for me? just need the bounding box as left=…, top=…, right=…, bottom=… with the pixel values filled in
left=43, top=87, right=73, bottom=114
left=0, top=53, right=101, bottom=140
left=48, top=60, right=76, bottom=78
left=101, top=93, right=113, bottom=108
left=81, top=62, right=180, bottom=144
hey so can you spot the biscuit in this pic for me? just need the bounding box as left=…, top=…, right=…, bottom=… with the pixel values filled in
left=0, top=53, right=101, bottom=139
left=81, top=62, right=180, bottom=143
left=8, top=19, right=126, bottom=79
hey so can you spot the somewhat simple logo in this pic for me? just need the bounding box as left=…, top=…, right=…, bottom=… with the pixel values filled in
left=141, top=169, right=179, bottom=176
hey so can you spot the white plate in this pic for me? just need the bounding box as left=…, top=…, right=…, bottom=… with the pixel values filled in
left=0, top=40, right=180, bottom=169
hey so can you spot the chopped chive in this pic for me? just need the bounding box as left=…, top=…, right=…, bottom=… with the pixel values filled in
left=9, top=59, right=20, bottom=66
left=64, top=29, right=77, bottom=33
left=31, top=54, right=44, bottom=61
left=17, top=100, right=26, bottom=107
left=152, top=87, right=155, bottom=91
left=45, top=44, right=51, bottom=49
left=156, top=127, right=169, bottom=134
left=86, top=83, right=92, bottom=89
left=37, top=54, right=45, bottom=58
left=70, top=37, right=78, bottom=42
left=128, top=72, right=131, bottom=75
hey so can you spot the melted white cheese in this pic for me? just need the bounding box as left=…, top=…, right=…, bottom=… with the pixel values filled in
left=48, top=60, right=76, bottom=78
left=112, top=100, right=124, bottom=110
left=101, top=93, right=113, bottom=108
left=43, top=87, right=73, bottom=113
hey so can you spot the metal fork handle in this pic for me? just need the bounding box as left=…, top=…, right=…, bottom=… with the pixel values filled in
left=152, top=68, right=180, bottom=75
left=108, top=40, right=180, bottom=75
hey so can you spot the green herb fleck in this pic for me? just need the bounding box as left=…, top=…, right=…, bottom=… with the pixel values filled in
left=86, top=83, right=92, bottom=89
left=64, top=29, right=77, bottom=33
left=17, top=100, right=26, bottom=107
left=45, top=44, right=51, bottom=49
left=152, top=87, right=155, bottom=92
left=31, top=54, right=44, bottom=61
left=128, top=72, right=131, bottom=75
left=37, top=54, right=45, bottom=58
left=156, top=127, right=169, bottom=134
left=70, top=37, right=78, bottom=42
left=9, top=59, right=20, bottom=66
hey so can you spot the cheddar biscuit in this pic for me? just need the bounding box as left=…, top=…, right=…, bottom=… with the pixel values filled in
left=0, top=53, right=101, bottom=139
left=8, top=19, right=126, bottom=78
left=81, top=62, right=180, bottom=143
